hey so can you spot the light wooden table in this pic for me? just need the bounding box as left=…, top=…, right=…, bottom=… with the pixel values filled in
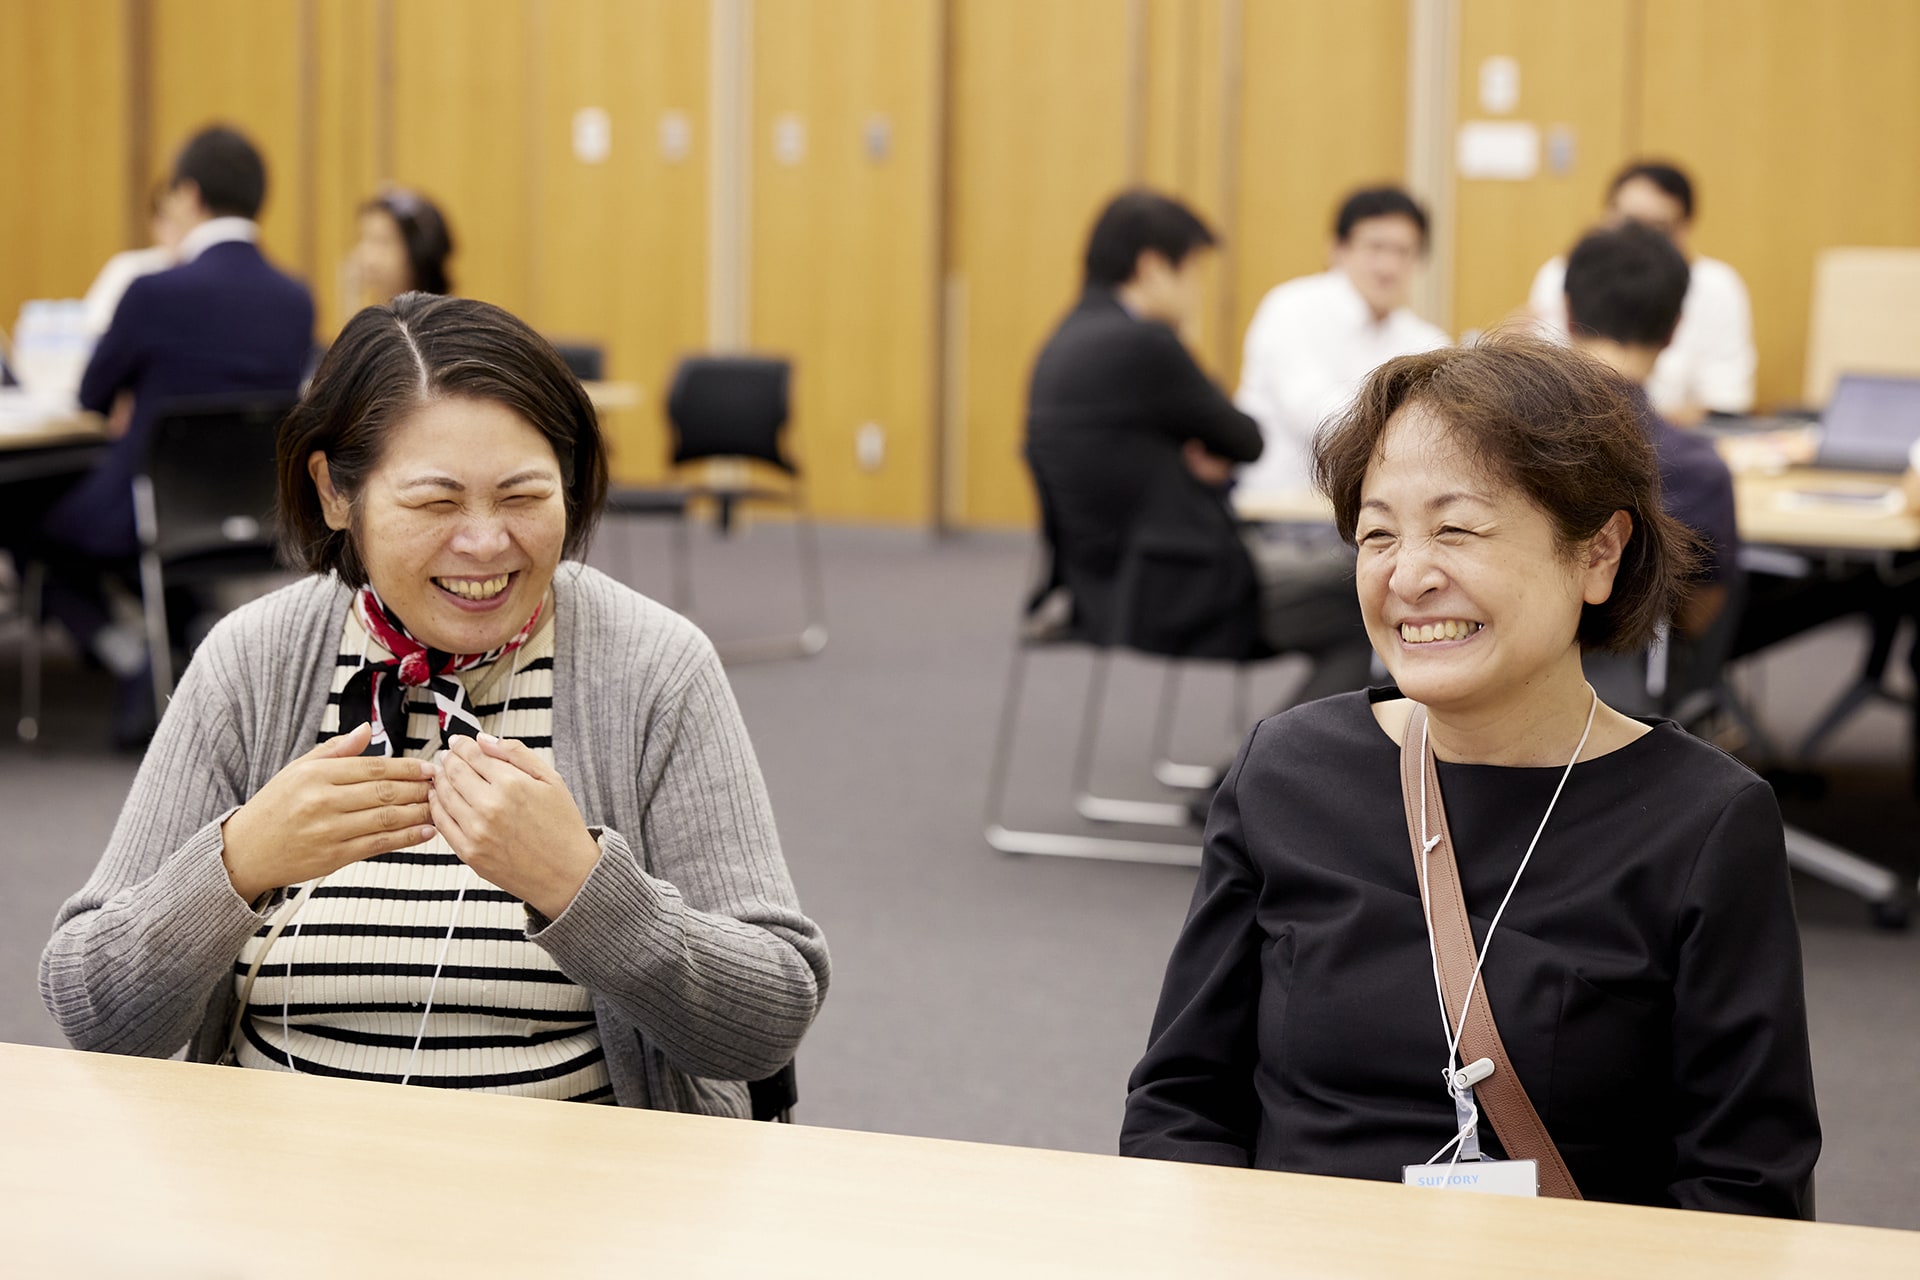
left=0, top=394, right=105, bottom=452
left=582, top=379, right=644, bottom=413
left=0, top=1043, right=1912, bottom=1278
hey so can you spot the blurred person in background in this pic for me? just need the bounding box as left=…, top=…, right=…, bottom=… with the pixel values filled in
left=351, top=187, right=455, bottom=303
left=1528, top=161, right=1754, bottom=425
left=1235, top=186, right=1449, bottom=497
left=1564, top=222, right=1738, bottom=642
left=17, top=124, right=314, bottom=747
left=81, top=183, right=186, bottom=337
left=1025, top=190, right=1371, bottom=713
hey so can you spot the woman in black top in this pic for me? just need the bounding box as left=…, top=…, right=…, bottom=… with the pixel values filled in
left=1121, top=336, right=1819, bottom=1216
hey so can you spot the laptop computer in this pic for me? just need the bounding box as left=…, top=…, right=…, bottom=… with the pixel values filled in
left=1813, top=373, right=1920, bottom=472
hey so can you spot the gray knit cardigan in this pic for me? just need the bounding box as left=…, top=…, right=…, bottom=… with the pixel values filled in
left=39, top=565, right=830, bottom=1116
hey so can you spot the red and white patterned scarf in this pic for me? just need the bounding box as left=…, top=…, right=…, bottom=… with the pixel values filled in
left=340, top=586, right=546, bottom=756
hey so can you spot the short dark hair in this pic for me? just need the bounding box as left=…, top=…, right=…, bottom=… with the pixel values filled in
left=1335, top=186, right=1429, bottom=246
left=363, top=188, right=456, bottom=296
left=1311, top=334, right=1700, bottom=653
left=171, top=125, right=268, bottom=220
left=278, top=294, right=608, bottom=587
left=1082, top=190, right=1217, bottom=288
left=1564, top=222, right=1690, bottom=349
left=1607, top=161, right=1694, bottom=221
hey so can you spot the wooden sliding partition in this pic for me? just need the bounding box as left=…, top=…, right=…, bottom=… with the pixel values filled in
left=1637, top=0, right=1920, bottom=409
left=1448, top=0, right=1637, bottom=341
left=529, top=0, right=710, bottom=484
left=6, top=0, right=1918, bottom=523
left=944, top=0, right=1134, bottom=529
left=1228, top=0, right=1410, bottom=385
left=0, top=0, right=133, bottom=332
left=749, top=0, right=943, bottom=524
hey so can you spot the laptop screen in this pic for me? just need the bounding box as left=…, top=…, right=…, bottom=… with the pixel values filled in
left=1819, top=374, right=1920, bottom=470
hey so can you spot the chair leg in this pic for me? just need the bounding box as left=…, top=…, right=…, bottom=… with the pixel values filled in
left=1797, top=613, right=1902, bottom=762
left=669, top=514, right=694, bottom=614
left=712, top=491, right=827, bottom=663
left=1783, top=824, right=1910, bottom=931
left=17, top=561, right=45, bottom=743
left=1151, top=660, right=1232, bottom=791
left=140, top=553, right=173, bottom=720
left=793, top=508, right=828, bottom=655
left=983, top=642, right=1201, bottom=867
left=1072, top=650, right=1194, bottom=828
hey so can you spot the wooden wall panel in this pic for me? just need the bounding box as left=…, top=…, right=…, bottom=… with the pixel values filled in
left=391, top=0, right=534, bottom=315
left=532, top=0, right=708, bottom=485
left=1450, top=0, right=1635, bottom=338
left=1142, top=0, right=1233, bottom=375
left=147, top=0, right=308, bottom=280
left=948, top=0, right=1133, bottom=529
left=310, top=0, right=381, bottom=337
left=1230, top=0, right=1410, bottom=382
left=0, top=0, right=131, bottom=330
left=750, top=0, right=942, bottom=523
left=1637, top=0, right=1920, bottom=408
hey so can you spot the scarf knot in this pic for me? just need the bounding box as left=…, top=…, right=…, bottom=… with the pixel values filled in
left=341, top=587, right=544, bottom=755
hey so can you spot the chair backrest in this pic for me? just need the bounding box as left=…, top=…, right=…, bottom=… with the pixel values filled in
left=1803, top=247, right=1920, bottom=407
left=133, top=392, right=296, bottom=565
left=1633, top=569, right=1750, bottom=724
left=666, top=355, right=793, bottom=472
left=549, top=340, right=606, bottom=383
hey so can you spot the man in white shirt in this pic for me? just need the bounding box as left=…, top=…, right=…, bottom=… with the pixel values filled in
left=1528, top=161, right=1754, bottom=424
left=80, top=186, right=184, bottom=336
left=1234, top=187, right=1449, bottom=495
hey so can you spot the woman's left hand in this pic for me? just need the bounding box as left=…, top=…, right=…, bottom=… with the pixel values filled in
left=429, top=734, right=603, bottom=920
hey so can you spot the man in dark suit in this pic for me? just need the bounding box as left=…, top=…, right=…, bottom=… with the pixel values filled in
left=1025, top=190, right=1371, bottom=700
left=35, top=124, right=313, bottom=741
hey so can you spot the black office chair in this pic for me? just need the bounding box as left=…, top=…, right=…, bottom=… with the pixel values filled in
left=604, top=355, right=826, bottom=662
left=749, top=1061, right=798, bottom=1123
left=133, top=393, right=294, bottom=715
left=17, top=393, right=293, bottom=738
left=549, top=340, right=605, bottom=384
left=1625, top=573, right=1913, bottom=930
left=983, top=475, right=1274, bottom=866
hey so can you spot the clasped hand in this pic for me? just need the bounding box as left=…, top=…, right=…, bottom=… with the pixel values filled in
left=221, top=723, right=601, bottom=920
left=427, top=733, right=602, bottom=921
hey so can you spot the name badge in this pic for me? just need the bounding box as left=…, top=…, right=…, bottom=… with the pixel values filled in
left=1401, top=1159, right=1539, bottom=1197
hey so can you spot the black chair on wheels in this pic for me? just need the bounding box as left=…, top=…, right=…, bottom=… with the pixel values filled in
left=604, top=355, right=826, bottom=662
left=17, top=393, right=293, bottom=740
left=983, top=475, right=1274, bottom=866
left=1602, top=572, right=1914, bottom=930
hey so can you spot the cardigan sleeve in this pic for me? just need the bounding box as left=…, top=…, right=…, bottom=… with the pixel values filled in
left=1666, top=778, right=1821, bottom=1216
left=1120, top=726, right=1266, bottom=1167
left=526, top=633, right=829, bottom=1082
left=39, top=622, right=270, bottom=1057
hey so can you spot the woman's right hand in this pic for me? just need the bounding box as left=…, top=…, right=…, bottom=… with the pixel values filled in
left=219, top=723, right=436, bottom=904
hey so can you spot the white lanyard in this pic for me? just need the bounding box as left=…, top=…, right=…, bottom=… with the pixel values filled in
left=270, top=645, right=524, bottom=1085
left=1417, top=686, right=1598, bottom=1170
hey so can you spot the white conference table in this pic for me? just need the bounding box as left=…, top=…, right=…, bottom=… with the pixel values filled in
left=0, top=1043, right=1914, bottom=1278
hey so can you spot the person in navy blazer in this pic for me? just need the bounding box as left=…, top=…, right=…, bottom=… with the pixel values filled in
left=35, top=125, right=313, bottom=741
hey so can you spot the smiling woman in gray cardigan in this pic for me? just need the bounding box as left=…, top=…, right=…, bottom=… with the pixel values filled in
left=40, top=295, right=827, bottom=1114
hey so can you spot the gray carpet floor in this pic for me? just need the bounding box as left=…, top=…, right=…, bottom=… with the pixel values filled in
left=3, top=522, right=1916, bottom=1230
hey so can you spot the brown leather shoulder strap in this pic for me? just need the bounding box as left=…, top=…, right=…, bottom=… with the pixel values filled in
left=1398, top=702, right=1582, bottom=1200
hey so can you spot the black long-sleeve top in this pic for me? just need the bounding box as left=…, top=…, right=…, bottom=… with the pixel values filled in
left=1122, top=688, right=1820, bottom=1217
left=1024, top=287, right=1268, bottom=657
